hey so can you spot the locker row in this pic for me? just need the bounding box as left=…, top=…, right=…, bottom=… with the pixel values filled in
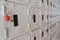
left=3, top=0, right=60, bottom=40
left=5, top=0, right=55, bottom=8
left=5, top=19, right=60, bottom=40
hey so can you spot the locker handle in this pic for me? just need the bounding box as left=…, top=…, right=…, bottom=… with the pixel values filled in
left=13, top=15, right=18, bottom=27
left=42, top=31, right=44, bottom=37
left=33, top=15, right=36, bottom=23
left=5, top=0, right=7, bottom=1
left=42, top=15, right=44, bottom=20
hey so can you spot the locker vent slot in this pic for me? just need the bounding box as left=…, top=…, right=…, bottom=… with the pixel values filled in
left=50, top=15, right=52, bottom=18
left=42, top=31, right=44, bottom=37
left=47, top=0, right=49, bottom=5
left=34, top=37, right=36, bottom=40
left=42, top=0, right=44, bottom=3
left=5, top=0, right=7, bottom=1
left=33, top=15, right=36, bottom=23
left=13, top=15, right=18, bottom=27
left=50, top=2, right=52, bottom=7
left=46, top=28, right=48, bottom=33
left=47, top=15, right=48, bottom=19
left=53, top=4, right=54, bottom=8
left=42, top=15, right=44, bottom=20
left=50, top=25, right=52, bottom=29
left=53, top=24, right=54, bottom=27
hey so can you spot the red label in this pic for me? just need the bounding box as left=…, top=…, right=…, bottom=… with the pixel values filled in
left=4, top=16, right=10, bottom=21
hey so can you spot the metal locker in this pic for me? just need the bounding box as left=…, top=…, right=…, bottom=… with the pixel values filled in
left=52, top=10, right=55, bottom=20
left=43, top=0, right=48, bottom=9
left=47, top=9, right=50, bottom=23
left=5, top=2, right=29, bottom=39
left=44, top=10, right=48, bottom=24
left=11, top=33, right=30, bottom=40
left=29, top=0, right=42, bottom=8
left=49, top=24, right=54, bottom=37
left=31, top=29, right=41, bottom=40
left=48, top=10, right=52, bottom=22
left=45, top=25, right=50, bottom=40
left=49, top=0, right=52, bottom=8
left=41, top=10, right=46, bottom=26
left=40, top=26, right=49, bottom=40
left=41, top=0, right=47, bottom=10
left=5, top=0, right=29, bottom=5
left=2, top=0, right=60, bottom=40
left=39, top=24, right=49, bottom=40
left=29, top=7, right=41, bottom=30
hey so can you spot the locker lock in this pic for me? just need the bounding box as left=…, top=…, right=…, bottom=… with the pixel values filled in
left=4, top=15, right=10, bottom=21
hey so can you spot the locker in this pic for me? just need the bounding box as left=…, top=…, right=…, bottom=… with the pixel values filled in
left=49, top=0, right=52, bottom=8
left=41, top=0, right=49, bottom=10
left=31, top=29, right=41, bottom=40
left=48, top=24, right=52, bottom=36
left=48, top=10, right=52, bottom=22
left=40, top=26, right=49, bottom=40
left=47, top=10, right=50, bottom=23
left=5, top=0, right=29, bottom=5
left=12, top=33, right=30, bottom=40
left=1, top=0, right=60, bottom=40
left=52, top=10, right=56, bottom=20
left=29, top=7, right=41, bottom=30
left=41, top=10, right=46, bottom=25
left=43, top=0, right=48, bottom=8
left=29, top=0, right=42, bottom=8
left=40, top=25, right=50, bottom=40
left=44, top=10, right=48, bottom=23
left=5, top=2, right=29, bottom=39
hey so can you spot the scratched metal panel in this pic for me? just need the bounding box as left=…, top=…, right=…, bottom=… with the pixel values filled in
left=11, top=33, right=30, bottom=40
left=29, top=7, right=41, bottom=30
left=6, top=0, right=29, bottom=5
left=29, top=0, right=42, bottom=8
left=5, top=2, right=29, bottom=39
left=31, top=29, right=41, bottom=40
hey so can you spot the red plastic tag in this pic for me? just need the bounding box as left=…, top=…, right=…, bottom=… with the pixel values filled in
left=4, top=16, right=10, bottom=21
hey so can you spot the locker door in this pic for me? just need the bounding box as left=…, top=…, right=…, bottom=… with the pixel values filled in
left=5, top=0, right=29, bottom=5
left=29, top=7, right=41, bottom=30
left=44, top=10, right=48, bottom=24
left=12, top=33, right=30, bottom=40
left=31, top=29, right=41, bottom=40
left=41, top=10, right=45, bottom=25
left=48, top=10, right=52, bottom=22
left=47, top=10, right=50, bottom=23
left=30, top=0, right=42, bottom=8
left=44, top=25, right=50, bottom=40
left=5, top=2, right=29, bottom=39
